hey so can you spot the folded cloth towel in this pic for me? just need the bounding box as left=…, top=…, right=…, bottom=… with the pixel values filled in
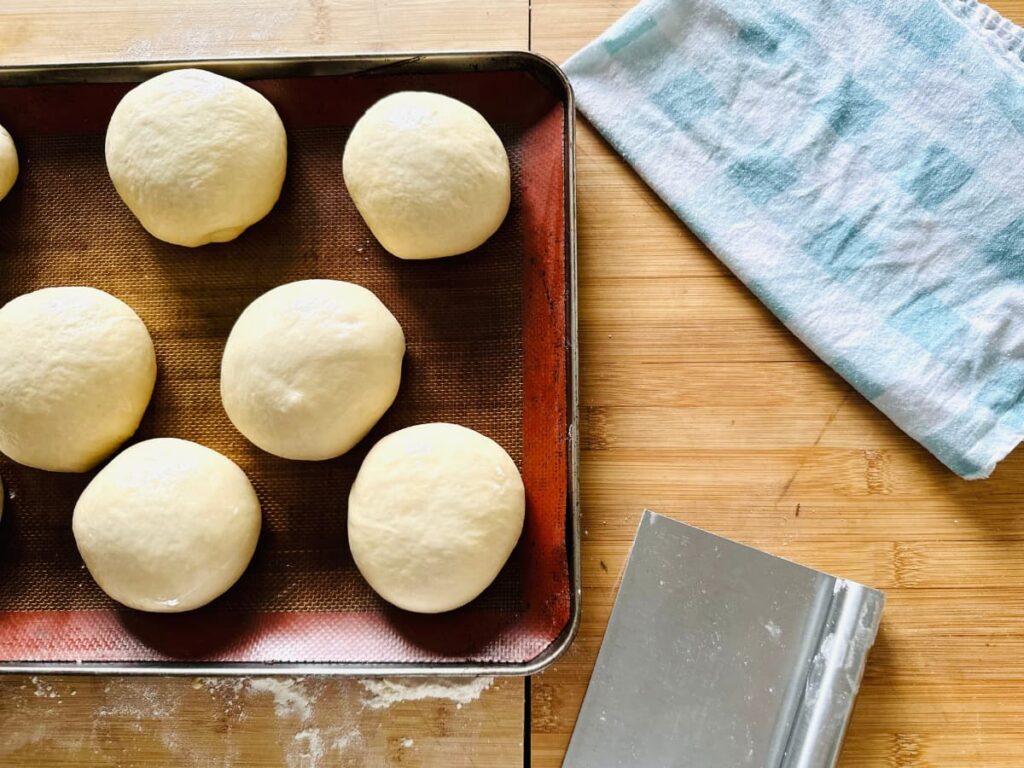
left=565, top=0, right=1024, bottom=478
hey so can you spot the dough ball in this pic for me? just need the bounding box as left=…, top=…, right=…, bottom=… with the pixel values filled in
left=0, top=287, right=157, bottom=472
left=105, top=68, right=287, bottom=247
left=0, top=124, right=17, bottom=201
left=348, top=423, right=525, bottom=613
left=73, top=438, right=261, bottom=612
left=343, top=91, right=511, bottom=260
left=221, top=279, right=405, bottom=461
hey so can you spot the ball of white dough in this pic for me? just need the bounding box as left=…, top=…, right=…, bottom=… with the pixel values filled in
left=73, top=438, right=261, bottom=612
left=343, top=91, right=511, bottom=260
left=105, top=68, right=287, bottom=247
left=0, top=124, right=18, bottom=202
left=0, top=287, right=157, bottom=472
left=348, top=423, right=525, bottom=613
left=221, top=279, right=405, bottom=461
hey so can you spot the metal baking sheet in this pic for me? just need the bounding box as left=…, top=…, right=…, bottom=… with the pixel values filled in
left=0, top=52, right=579, bottom=676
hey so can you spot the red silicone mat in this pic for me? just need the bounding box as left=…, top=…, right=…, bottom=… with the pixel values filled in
left=0, top=53, right=577, bottom=674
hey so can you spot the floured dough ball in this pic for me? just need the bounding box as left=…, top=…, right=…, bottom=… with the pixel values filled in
left=348, top=423, right=525, bottom=613
left=343, top=91, right=511, bottom=260
left=73, top=438, right=261, bottom=612
left=221, top=279, right=405, bottom=460
left=105, top=68, right=287, bottom=247
left=0, top=287, right=157, bottom=472
left=0, top=124, right=17, bottom=201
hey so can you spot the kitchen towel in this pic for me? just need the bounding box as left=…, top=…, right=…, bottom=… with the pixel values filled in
left=565, top=0, right=1024, bottom=479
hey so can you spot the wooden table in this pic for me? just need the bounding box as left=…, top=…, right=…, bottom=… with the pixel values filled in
left=3, top=1, right=1024, bottom=766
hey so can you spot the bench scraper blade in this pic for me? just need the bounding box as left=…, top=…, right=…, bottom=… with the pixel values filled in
left=564, top=510, right=884, bottom=768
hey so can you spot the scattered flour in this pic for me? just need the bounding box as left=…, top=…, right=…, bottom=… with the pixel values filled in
left=289, top=729, right=325, bottom=768
left=97, top=678, right=173, bottom=718
left=4, top=674, right=490, bottom=766
left=283, top=725, right=367, bottom=768
left=119, top=8, right=295, bottom=60
left=199, top=677, right=246, bottom=720
left=30, top=676, right=58, bottom=699
left=331, top=727, right=364, bottom=752
left=247, top=678, right=316, bottom=721
left=358, top=677, right=494, bottom=710
left=124, top=38, right=155, bottom=59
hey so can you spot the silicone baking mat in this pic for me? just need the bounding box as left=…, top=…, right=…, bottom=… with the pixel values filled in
left=0, top=55, right=574, bottom=671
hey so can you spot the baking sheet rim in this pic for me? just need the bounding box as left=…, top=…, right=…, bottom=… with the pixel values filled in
left=0, top=49, right=580, bottom=677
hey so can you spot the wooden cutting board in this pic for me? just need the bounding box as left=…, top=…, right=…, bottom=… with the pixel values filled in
left=529, top=1, right=1024, bottom=766
left=3, top=2, right=1024, bottom=767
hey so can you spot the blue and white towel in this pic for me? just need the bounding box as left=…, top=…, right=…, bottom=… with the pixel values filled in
left=565, top=0, right=1024, bottom=478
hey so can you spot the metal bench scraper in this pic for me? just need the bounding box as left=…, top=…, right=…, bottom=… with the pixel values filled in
left=564, top=510, right=884, bottom=768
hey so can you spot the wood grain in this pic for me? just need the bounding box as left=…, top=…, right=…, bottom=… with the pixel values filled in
left=0, top=675, right=522, bottom=767
left=5, top=0, right=1024, bottom=766
left=0, top=0, right=527, bottom=66
left=0, top=3, right=527, bottom=766
left=531, top=1, right=1024, bottom=766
